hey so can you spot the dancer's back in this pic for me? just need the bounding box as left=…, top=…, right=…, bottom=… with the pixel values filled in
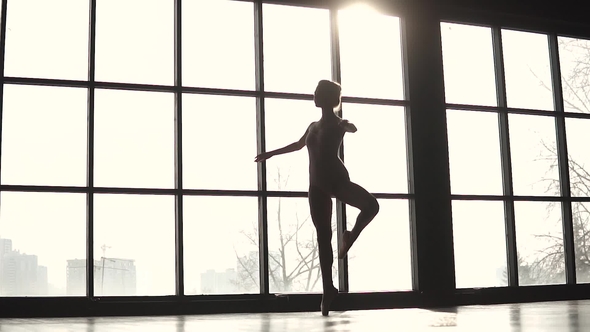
left=306, top=118, right=350, bottom=193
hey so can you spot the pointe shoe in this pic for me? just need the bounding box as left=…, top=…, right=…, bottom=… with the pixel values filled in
left=321, top=286, right=338, bottom=316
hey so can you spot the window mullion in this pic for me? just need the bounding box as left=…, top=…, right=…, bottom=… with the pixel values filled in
left=173, top=0, right=185, bottom=297
left=0, top=2, right=5, bottom=270
left=254, top=1, right=269, bottom=295
left=492, top=26, right=519, bottom=287
left=402, top=6, right=455, bottom=298
left=86, top=0, right=97, bottom=299
left=329, top=6, right=349, bottom=293
left=549, top=33, right=576, bottom=285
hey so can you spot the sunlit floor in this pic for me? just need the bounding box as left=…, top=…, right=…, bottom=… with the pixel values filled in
left=1, top=300, right=589, bottom=331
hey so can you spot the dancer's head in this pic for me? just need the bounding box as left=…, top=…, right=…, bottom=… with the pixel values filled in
left=314, top=80, right=341, bottom=109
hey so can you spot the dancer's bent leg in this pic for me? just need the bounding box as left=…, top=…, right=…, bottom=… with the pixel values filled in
left=332, top=181, right=379, bottom=259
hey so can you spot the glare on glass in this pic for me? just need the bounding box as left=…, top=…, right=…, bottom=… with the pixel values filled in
left=183, top=196, right=259, bottom=295
left=1, top=85, right=87, bottom=186
left=4, top=0, right=89, bottom=80
left=514, top=201, right=565, bottom=286
left=0, top=192, right=86, bottom=296
left=452, top=200, right=508, bottom=288
left=565, top=119, right=590, bottom=197
left=183, top=94, right=257, bottom=190
left=95, top=0, right=173, bottom=85
left=572, top=202, right=590, bottom=283
left=509, top=114, right=559, bottom=196
left=182, top=0, right=255, bottom=90
left=94, top=194, right=175, bottom=296
left=347, top=199, right=412, bottom=292
left=265, top=98, right=318, bottom=192
left=267, top=197, right=337, bottom=293
left=343, top=104, right=408, bottom=194
left=447, top=110, right=503, bottom=195
left=558, top=37, right=590, bottom=113
left=502, top=30, right=554, bottom=111
left=94, top=89, right=174, bottom=189
left=263, top=4, right=331, bottom=93
left=440, top=23, right=497, bottom=106
left=338, top=6, right=404, bottom=100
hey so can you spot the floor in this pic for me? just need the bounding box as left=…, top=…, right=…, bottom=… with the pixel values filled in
left=0, top=300, right=588, bottom=331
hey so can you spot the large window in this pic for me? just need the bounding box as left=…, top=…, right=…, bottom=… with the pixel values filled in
left=3, top=0, right=587, bottom=312
left=0, top=1, right=411, bottom=297
left=443, top=22, right=587, bottom=288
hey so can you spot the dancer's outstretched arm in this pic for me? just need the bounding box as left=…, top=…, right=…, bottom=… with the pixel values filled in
left=254, top=123, right=313, bottom=162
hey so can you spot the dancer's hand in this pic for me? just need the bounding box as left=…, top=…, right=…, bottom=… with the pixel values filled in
left=254, top=151, right=273, bottom=162
left=339, top=119, right=357, bottom=133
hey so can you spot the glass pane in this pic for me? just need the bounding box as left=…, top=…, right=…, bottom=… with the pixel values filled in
left=558, top=37, right=590, bottom=113
left=94, top=89, right=174, bottom=189
left=183, top=95, right=257, bottom=190
left=514, top=201, right=565, bottom=286
left=265, top=99, right=318, bottom=192
left=263, top=4, right=331, bottom=93
left=184, top=196, right=259, bottom=295
left=447, top=110, right=503, bottom=195
left=4, top=0, right=89, bottom=80
left=347, top=199, right=411, bottom=292
left=502, top=30, right=554, bottom=111
left=441, top=23, right=497, bottom=106
left=572, top=202, right=590, bottom=283
left=343, top=104, right=408, bottom=193
left=95, top=0, right=173, bottom=85
left=565, top=118, right=590, bottom=197
left=509, top=114, right=559, bottom=196
left=338, top=5, right=403, bottom=100
left=452, top=201, right=507, bottom=288
left=94, top=194, right=175, bottom=296
left=182, top=0, right=254, bottom=90
left=267, top=197, right=337, bottom=293
left=0, top=192, right=86, bottom=296
left=1, top=85, right=87, bottom=186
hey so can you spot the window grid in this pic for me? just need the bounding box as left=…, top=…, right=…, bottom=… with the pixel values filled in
left=0, top=0, right=411, bottom=299
left=0, top=0, right=413, bottom=298
left=0, top=0, right=590, bottom=316
left=2, top=2, right=586, bottom=298
left=446, top=24, right=583, bottom=287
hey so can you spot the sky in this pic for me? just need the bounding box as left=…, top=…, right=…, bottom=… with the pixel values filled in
left=0, top=0, right=588, bottom=296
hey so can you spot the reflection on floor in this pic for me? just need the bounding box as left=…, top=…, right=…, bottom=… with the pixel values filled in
left=0, top=300, right=588, bottom=331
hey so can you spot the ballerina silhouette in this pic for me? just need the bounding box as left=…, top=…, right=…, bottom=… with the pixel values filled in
left=255, top=80, right=379, bottom=316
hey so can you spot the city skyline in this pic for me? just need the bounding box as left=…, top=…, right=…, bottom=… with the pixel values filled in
left=0, top=237, right=48, bottom=296
left=0, top=236, right=140, bottom=296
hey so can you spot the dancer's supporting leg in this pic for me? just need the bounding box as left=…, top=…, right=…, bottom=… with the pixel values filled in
left=308, top=185, right=338, bottom=316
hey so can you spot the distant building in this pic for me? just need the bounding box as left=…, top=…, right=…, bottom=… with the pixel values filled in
left=0, top=249, right=48, bottom=296
left=66, top=259, right=87, bottom=296
left=0, top=238, right=11, bottom=258
left=0, top=238, right=12, bottom=281
left=37, top=265, right=48, bottom=295
left=200, top=268, right=238, bottom=294
left=67, top=258, right=137, bottom=296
